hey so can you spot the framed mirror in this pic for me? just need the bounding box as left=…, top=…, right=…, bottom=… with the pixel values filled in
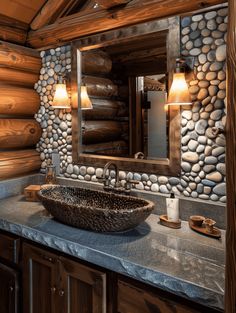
left=71, top=16, right=181, bottom=175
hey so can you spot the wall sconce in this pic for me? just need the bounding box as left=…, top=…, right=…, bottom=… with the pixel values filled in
left=167, top=58, right=192, bottom=106
left=80, top=84, right=93, bottom=110
left=52, top=75, right=70, bottom=109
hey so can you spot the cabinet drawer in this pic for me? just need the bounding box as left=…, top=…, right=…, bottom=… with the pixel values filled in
left=0, top=233, right=20, bottom=264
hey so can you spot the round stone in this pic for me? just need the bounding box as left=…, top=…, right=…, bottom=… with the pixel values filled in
left=198, top=54, right=207, bottom=64
left=203, top=37, right=213, bottom=45
left=201, top=29, right=210, bottom=37
left=169, top=177, right=180, bottom=185
left=182, top=35, right=189, bottom=44
left=181, top=135, right=191, bottom=145
left=205, top=156, right=218, bottom=164
left=198, top=80, right=210, bottom=88
left=181, top=162, right=191, bottom=172
left=141, top=173, right=148, bottom=181
left=207, top=19, right=217, bottom=30
left=159, top=185, right=169, bottom=193
left=192, top=14, right=203, bottom=22
left=203, top=165, right=215, bottom=173
left=206, top=171, right=222, bottom=182
left=214, top=99, right=224, bottom=109
left=59, top=121, right=68, bottom=131
left=208, top=85, right=218, bottom=97
left=190, top=30, right=200, bottom=40
left=151, top=184, right=159, bottom=192
left=206, top=72, right=217, bottom=81
left=134, top=173, right=141, bottom=180
left=213, top=183, right=226, bottom=196
left=186, top=41, right=194, bottom=50
left=194, top=38, right=202, bottom=48
left=198, top=20, right=206, bottom=29
left=197, top=72, right=205, bottom=80
left=202, top=179, right=216, bottom=187
left=182, top=27, right=190, bottom=35
left=210, top=62, right=223, bottom=72
left=210, top=110, right=222, bottom=121
left=212, top=30, right=223, bottom=39
left=192, top=164, right=201, bottom=172
left=205, top=11, right=217, bottom=20
left=216, top=45, right=226, bottom=62
left=189, top=85, right=199, bottom=94
left=188, top=139, right=198, bottom=151
left=182, top=152, right=199, bottom=163
left=158, top=176, right=168, bottom=184
left=218, top=8, right=228, bottom=17
left=87, top=167, right=95, bottom=175
left=216, top=163, right=226, bottom=175
left=196, top=145, right=205, bottom=153
left=80, top=166, right=87, bottom=176
left=66, top=164, right=73, bottom=174
left=149, top=174, right=157, bottom=183
left=197, top=88, right=208, bottom=100
left=182, top=17, right=191, bottom=27
left=195, top=119, right=208, bottom=134
left=217, top=90, right=226, bottom=99
left=218, top=70, right=226, bottom=80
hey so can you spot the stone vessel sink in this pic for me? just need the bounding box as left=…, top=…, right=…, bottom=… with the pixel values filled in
left=38, top=185, right=154, bottom=232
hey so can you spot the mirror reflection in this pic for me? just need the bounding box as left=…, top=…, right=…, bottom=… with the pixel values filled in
left=80, top=30, right=169, bottom=160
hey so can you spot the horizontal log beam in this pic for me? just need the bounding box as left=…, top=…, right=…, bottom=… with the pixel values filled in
left=0, top=13, right=28, bottom=45
left=82, top=120, right=123, bottom=144
left=0, top=149, right=41, bottom=180
left=0, top=119, right=41, bottom=149
left=83, top=75, right=118, bottom=98
left=27, top=0, right=225, bottom=49
left=0, top=41, right=41, bottom=73
left=82, top=99, right=128, bottom=120
left=82, top=51, right=112, bottom=74
left=30, top=0, right=72, bottom=31
left=0, top=85, right=40, bottom=116
left=0, top=67, right=39, bottom=87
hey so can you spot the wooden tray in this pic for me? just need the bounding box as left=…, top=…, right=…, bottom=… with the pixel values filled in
left=189, top=220, right=221, bottom=239
left=159, top=215, right=181, bottom=229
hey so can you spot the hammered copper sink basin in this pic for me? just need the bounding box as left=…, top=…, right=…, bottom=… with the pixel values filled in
left=38, top=185, right=154, bottom=232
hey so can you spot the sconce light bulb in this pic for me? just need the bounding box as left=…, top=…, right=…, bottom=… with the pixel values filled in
left=81, top=86, right=93, bottom=110
left=167, top=72, right=192, bottom=106
left=52, top=83, right=70, bottom=108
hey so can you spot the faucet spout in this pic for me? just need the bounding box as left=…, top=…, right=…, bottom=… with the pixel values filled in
left=102, top=161, right=120, bottom=187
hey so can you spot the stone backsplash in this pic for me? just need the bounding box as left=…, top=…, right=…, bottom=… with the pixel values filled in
left=35, top=7, right=227, bottom=203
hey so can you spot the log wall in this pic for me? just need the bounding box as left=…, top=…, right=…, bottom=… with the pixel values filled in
left=81, top=50, right=129, bottom=156
left=0, top=40, right=41, bottom=180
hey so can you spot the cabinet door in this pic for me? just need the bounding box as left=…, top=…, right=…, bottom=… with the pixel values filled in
left=57, top=256, right=106, bottom=313
left=23, top=243, right=58, bottom=313
left=118, top=280, right=205, bottom=313
left=0, top=263, right=19, bottom=313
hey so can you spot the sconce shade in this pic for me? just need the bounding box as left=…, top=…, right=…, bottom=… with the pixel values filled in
left=167, top=72, right=192, bottom=105
left=52, top=83, right=70, bottom=108
left=81, top=86, right=93, bottom=109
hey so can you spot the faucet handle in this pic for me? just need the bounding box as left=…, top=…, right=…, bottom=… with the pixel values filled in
left=125, top=179, right=140, bottom=192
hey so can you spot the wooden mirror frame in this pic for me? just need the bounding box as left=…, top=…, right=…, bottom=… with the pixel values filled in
left=71, top=16, right=181, bottom=176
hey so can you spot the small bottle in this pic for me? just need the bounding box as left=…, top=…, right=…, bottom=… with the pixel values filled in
left=45, top=159, right=57, bottom=185
left=166, top=193, right=179, bottom=222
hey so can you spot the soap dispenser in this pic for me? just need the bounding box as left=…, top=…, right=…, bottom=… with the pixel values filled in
left=166, top=193, right=179, bottom=222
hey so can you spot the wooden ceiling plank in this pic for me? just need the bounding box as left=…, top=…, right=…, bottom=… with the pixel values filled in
left=30, top=0, right=73, bottom=31
left=27, top=0, right=225, bottom=49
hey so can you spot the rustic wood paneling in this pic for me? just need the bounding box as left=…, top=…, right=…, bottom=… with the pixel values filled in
left=225, top=0, right=236, bottom=312
left=0, top=41, right=41, bottom=73
left=0, top=67, right=38, bottom=87
left=0, top=85, right=40, bottom=116
left=0, top=150, right=41, bottom=180
left=82, top=140, right=128, bottom=156
left=82, top=51, right=112, bottom=75
left=84, top=76, right=118, bottom=98
left=0, top=13, right=27, bottom=45
left=82, top=99, right=128, bottom=120
left=0, top=119, right=41, bottom=149
left=0, top=0, right=47, bottom=24
left=27, top=0, right=225, bottom=49
left=30, top=0, right=73, bottom=30
left=96, top=0, right=131, bottom=9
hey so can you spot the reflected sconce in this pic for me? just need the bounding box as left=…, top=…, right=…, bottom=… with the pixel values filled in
left=52, top=75, right=70, bottom=109
left=167, top=58, right=192, bottom=106
left=80, top=84, right=93, bottom=110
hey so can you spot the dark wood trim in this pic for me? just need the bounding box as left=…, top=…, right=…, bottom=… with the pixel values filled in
left=225, top=0, right=236, bottom=312
left=71, top=17, right=181, bottom=176
left=27, top=0, right=225, bottom=49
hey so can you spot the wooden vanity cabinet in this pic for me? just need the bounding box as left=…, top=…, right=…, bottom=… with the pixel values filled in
left=117, top=277, right=222, bottom=313
left=22, top=243, right=106, bottom=313
left=0, top=232, right=20, bottom=313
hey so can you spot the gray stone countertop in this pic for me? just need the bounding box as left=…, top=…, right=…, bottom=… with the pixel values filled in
left=0, top=195, right=225, bottom=311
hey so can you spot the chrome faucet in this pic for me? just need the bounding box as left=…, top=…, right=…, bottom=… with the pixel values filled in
left=97, top=161, right=139, bottom=194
